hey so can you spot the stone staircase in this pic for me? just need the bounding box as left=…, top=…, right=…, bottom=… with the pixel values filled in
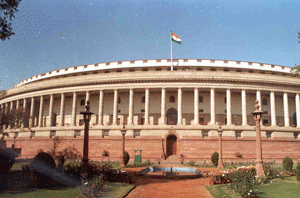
left=160, top=155, right=182, bottom=165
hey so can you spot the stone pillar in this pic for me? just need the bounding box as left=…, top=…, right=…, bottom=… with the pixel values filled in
left=160, top=88, right=166, bottom=125
left=194, top=88, right=199, bottom=125
left=49, top=94, right=54, bottom=127
left=38, top=96, right=44, bottom=127
left=210, top=88, right=215, bottom=124
left=112, top=89, right=118, bottom=125
left=178, top=88, right=183, bottom=125
left=128, top=89, right=134, bottom=125
left=242, top=90, right=247, bottom=126
left=71, top=92, right=77, bottom=126
left=256, top=90, right=262, bottom=125
left=16, top=100, right=20, bottom=110
left=8, top=101, right=13, bottom=129
left=270, top=91, right=277, bottom=126
left=98, top=90, right=104, bottom=125
left=283, top=92, right=290, bottom=127
left=21, top=98, right=27, bottom=128
left=86, top=91, right=90, bottom=102
left=144, top=88, right=150, bottom=125
left=59, top=93, right=65, bottom=126
left=15, top=100, right=20, bottom=128
left=226, top=89, right=232, bottom=125
left=29, top=97, right=35, bottom=128
left=296, top=94, right=300, bottom=128
left=256, top=90, right=262, bottom=111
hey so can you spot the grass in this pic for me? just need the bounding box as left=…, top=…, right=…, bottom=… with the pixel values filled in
left=206, top=176, right=300, bottom=198
left=1, top=187, right=82, bottom=198
left=205, top=185, right=240, bottom=198
left=102, top=182, right=135, bottom=198
left=11, top=162, right=29, bottom=171
left=3, top=163, right=134, bottom=198
left=257, top=176, right=300, bottom=198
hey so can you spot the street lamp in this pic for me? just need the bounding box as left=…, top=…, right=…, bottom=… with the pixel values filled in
left=217, top=124, right=225, bottom=169
left=80, top=100, right=94, bottom=178
left=251, top=100, right=266, bottom=176
left=121, top=123, right=127, bottom=167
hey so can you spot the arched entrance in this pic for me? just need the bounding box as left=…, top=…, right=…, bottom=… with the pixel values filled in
left=167, top=108, right=177, bottom=125
left=166, top=135, right=177, bottom=156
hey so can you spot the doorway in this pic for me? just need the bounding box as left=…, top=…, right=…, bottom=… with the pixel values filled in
left=166, top=135, right=177, bottom=156
left=167, top=108, right=177, bottom=125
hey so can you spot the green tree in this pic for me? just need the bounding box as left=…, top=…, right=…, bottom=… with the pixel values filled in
left=0, top=0, right=22, bottom=41
left=0, top=107, right=29, bottom=140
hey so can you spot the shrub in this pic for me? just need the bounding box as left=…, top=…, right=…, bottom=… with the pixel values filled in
left=102, top=150, right=109, bottom=156
left=0, top=149, right=15, bottom=189
left=296, top=162, right=300, bottom=182
left=264, top=162, right=283, bottom=179
left=57, top=155, right=65, bottom=169
left=123, top=151, right=130, bottom=166
left=282, top=156, right=293, bottom=172
left=57, top=145, right=82, bottom=160
left=211, top=152, right=219, bottom=167
left=225, top=168, right=258, bottom=198
left=30, top=151, right=56, bottom=188
left=0, top=149, right=15, bottom=175
left=235, top=152, right=243, bottom=158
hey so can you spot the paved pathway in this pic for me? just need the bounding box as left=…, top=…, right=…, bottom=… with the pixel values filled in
left=124, top=167, right=216, bottom=198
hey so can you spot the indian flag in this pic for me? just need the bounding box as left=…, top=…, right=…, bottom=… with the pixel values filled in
left=171, top=32, right=181, bottom=44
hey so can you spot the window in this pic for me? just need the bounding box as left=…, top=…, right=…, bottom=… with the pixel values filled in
left=169, top=95, right=175, bottom=103
left=263, top=119, right=269, bottom=126
left=80, top=99, right=85, bottom=106
left=262, top=98, right=268, bottom=105
left=141, top=109, right=145, bottom=112
left=118, top=110, right=121, bottom=113
left=134, top=130, right=141, bottom=137
left=202, top=131, right=208, bottom=137
left=103, top=130, right=109, bottom=137
left=294, top=132, right=299, bottom=139
left=142, top=96, right=145, bottom=103
left=30, top=131, right=35, bottom=138
left=199, top=118, right=204, bottom=125
left=236, top=131, right=242, bottom=138
left=140, top=118, right=145, bottom=125
left=224, top=97, right=226, bottom=103
left=79, top=119, right=84, bottom=126
left=199, top=109, right=204, bottom=113
left=118, top=97, right=121, bottom=104
left=50, top=130, right=56, bottom=138
left=74, top=130, right=81, bottom=137
left=266, top=132, right=272, bottom=139
left=199, top=95, right=203, bottom=103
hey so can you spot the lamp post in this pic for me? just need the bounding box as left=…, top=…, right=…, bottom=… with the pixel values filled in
left=121, top=123, right=127, bottom=167
left=251, top=100, right=266, bottom=176
left=217, top=124, right=225, bottom=169
left=80, top=100, right=94, bottom=178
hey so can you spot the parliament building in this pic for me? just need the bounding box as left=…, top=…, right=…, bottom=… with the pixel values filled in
left=1, top=59, right=300, bottom=163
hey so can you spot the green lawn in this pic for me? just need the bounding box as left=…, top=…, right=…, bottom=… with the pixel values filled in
left=257, top=177, right=300, bottom=198
left=1, top=187, right=82, bottom=198
left=206, top=176, right=300, bottom=198
left=3, top=163, right=134, bottom=198
left=102, top=182, right=135, bottom=198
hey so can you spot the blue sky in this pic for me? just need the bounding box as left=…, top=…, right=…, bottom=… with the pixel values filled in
left=1, top=0, right=299, bottom=90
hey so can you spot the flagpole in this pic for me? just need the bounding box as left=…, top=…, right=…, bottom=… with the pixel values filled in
left=171, top=31, right=173, bottom=71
